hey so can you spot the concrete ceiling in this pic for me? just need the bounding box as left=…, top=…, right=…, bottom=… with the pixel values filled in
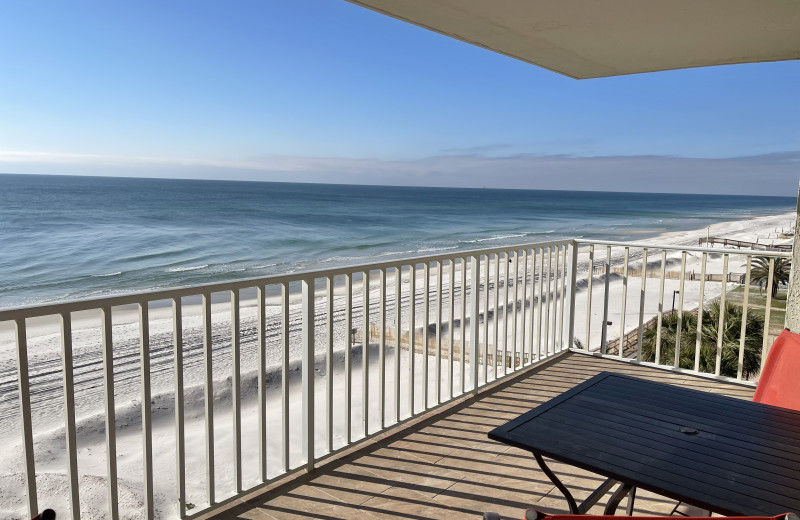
left=346, top=0, right=800, bottom=79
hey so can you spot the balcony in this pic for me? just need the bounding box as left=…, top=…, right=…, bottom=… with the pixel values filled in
left=0, top=239, right=788, bottom=519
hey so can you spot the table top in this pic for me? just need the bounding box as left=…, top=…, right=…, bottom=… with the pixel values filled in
left=488, top=372, right=800, bottom=516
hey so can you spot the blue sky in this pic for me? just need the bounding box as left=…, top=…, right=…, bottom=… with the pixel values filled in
left=1, top=1, right=798, bottom=195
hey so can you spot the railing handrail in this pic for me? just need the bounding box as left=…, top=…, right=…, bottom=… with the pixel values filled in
left=0, top=238, right=574, bottom=320
left=575, top=238, right=792, bottom=258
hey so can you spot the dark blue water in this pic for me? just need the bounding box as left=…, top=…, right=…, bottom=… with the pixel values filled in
left=0, top=174, right=794, bottom=308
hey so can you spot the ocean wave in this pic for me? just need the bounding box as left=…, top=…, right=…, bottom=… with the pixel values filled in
left=249, top=264, right=277, bottom=269
left=413, top=246, right=459, bottom=253
left=92, top=271, right=122, bottom=278
left=167, top=264, right=208, bottom=272
left=462, top=233, right=527, bottom=243
left=318, top=245, right=460, bottom=265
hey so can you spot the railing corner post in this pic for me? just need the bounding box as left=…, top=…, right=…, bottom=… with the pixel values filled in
left=567, top=241, right=578, bottom=351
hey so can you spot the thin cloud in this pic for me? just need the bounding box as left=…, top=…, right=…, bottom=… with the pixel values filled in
left=1, top=149, right=798, bottom=196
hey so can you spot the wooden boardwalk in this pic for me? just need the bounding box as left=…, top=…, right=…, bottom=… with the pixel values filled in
left=198, top=352, right=754, bottom=520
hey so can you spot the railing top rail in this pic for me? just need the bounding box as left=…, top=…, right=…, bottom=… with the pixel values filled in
left=575, top=239, right=792, bottom=258
left=0, top=238, right=573, bottom=321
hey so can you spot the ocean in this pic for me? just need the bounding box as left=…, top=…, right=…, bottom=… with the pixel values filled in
left=0, top=173, right=794, bottom=309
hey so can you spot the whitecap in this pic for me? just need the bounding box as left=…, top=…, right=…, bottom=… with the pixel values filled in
left=167, top=264, right=208, bottom=272
left=93, top=271, right=122, bottom=278
left=415, top=246, right=459, bottom=253
left=474, top=233, right=527, bottom=242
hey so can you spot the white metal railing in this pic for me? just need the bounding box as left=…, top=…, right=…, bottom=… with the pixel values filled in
left=1, top=239, right=576, bottom=520
left=571, top=240, right=790, bottom=383
left=0, top=238, right=789, bottom=519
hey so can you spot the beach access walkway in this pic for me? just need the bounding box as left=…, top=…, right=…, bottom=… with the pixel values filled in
left=196, top=351, right=752, bottom=520
left=699, top=237, right=792, bottom=252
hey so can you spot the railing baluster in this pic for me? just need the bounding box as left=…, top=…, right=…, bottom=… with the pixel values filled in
left=502, top=253, right=510, bottom=373
left=484, top=253, right=491, bottom=379
left=101, top=307, right=119, bottom=520
left=394, top=267, right=401, bottom=422
left=694, top=254, right=707, bottom=372
left=600, top=246, right=611, bottom=354
left=738, top=257, right=752, bottom=380
left=460, top=258, right=467, bottom=391
left=301, top=279, right=315, bottom=469
left=527, top=249, right=536, bottom=362
left=281, top=283, right=290, bottom=471
left=15, top=318, right=38, bottom=519
left=521, top=250, right=529, bottom=363
left=543, top=248, right=551, bottom=356
left=637, top=249, right=648, bottom=362
left=256, top=286, right=267, bottom=482
left=655, top=250, right=667, bottom=365
left=585, top=245, right=594, bottom=350
left=537, top=249, right=544, bottom=358
left=448, top=260, right=455, bottom=396
left=550, top=247, right=558, bottom=355
left=675, top=252, right=687, bottom=368
left=173, top=298, right=186, bottom=518
left=202, top=294, right=215, bottom=503
left=378, top=269, right=386, bottom=428
left=436, top=261, right=443, bottom=403
left=327, top=276, right=335, bottom=448
left=139, top=303, right=154, bottom=519
left=344, top=276, right=352, bottom=443
left=511, top=251, right=519, bottom=370
left=362, top=271, right=370, bottom=433
left=470, top=255, right=480, bottom=392
left=619, top=247, right=629, bottom=359
left=231, top=290, right=242, bottom=493
left=422, top=262, right=429, bottom=408
left=60, top=312, right=81, bottom=520
left=494, top=254, right=501, bottom=371
left=762, top=258, right=775, bottom=370
left=715, top=255, right=730, bottom=376
left=409, top=265, right=416, bottom=415
left=559, top=245, right=567, bottom=351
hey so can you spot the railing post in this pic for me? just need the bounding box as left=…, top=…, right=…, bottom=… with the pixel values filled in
left=201, top=293, right=215, bottom=505
left=784, top=181, right=800, bottom=331
left=61, top=312, right=81, bottom=520
left=601, top=246, right=611, bottom=354
left=470, top=255, right=480, bottom=393
left=15, top=319, right=38, bottom=519
left=102, top=306, right=119, bottom=520
left=567, top=241, right=578, bottom=351
left=173, top=298, right=186, bottom=518
left=302, top=278, right=315, bottom=470
left=140, top=303, right=154, bottom=520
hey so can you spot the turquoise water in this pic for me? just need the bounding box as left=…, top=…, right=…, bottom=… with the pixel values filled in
left=0, top=173, right=794, bottom=308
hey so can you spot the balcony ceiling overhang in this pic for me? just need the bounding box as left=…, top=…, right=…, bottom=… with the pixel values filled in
left=346, top=0, right=800, bottom=78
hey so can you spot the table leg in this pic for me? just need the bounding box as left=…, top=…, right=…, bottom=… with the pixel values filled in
left=625, top=487, right=637, bottom=515
left=604, top=482, right=633, bottom=515
left=533, top=452, right=580, bottom=514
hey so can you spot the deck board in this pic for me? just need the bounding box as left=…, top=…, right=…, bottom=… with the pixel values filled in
left=199, top=352, right=754, bottom=520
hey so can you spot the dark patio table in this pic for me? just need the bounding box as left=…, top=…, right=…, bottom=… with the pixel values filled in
left=488, top=372, right=800, bottom=516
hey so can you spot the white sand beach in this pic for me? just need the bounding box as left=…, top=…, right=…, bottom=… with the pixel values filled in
left=0, top=210, right=794, bottom=519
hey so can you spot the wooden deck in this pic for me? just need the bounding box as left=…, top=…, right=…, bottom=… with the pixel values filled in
left=199, top=351, right=754, bottom=520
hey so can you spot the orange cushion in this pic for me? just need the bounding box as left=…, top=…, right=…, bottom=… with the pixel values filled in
left=752, top=329, right=800, bottom=410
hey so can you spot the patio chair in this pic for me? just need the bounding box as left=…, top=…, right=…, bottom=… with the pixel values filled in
left=484, top=511, right=798, bottom=520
